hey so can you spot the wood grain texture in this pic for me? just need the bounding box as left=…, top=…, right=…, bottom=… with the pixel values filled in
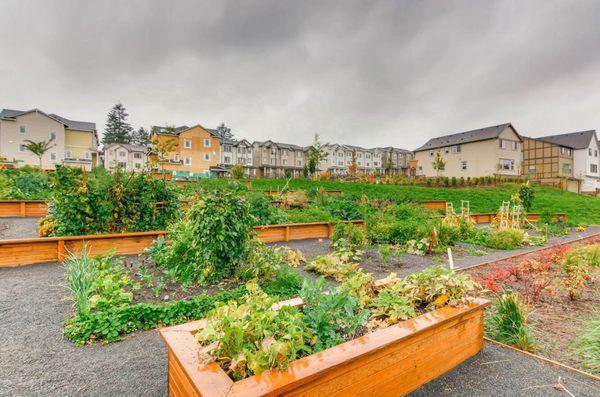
left=421, top=201, right=447, bottom=211
left=0, top=200, right=47, bottom=217
left=160, top=298, right=489, bottom=397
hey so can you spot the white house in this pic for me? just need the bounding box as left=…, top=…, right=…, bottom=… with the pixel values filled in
left=103, top=143, right=149, bottom=172
left=536, top=130, right=600, bottom=192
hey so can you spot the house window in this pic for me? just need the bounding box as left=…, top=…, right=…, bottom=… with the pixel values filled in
left=500, top=158, right=515, bottom=171
left=528, top=165, right=536, bottom=173
left=460, top=161, right=467, bottom=171
left=562, top=163, right=571, bottom=174
left=338, top=152, right=343, bottom=157
left=247, top=148, right=252, bottom=155
left=203, top=153, right=210, bottom=161
left=135, top=163, right=141, bottom=169
left=224, top=144, right=232, bottom=152
left=19, top=144, right=27, bottom=152
left=118, top=162, right=127, bottom=169
left=66, top=151, right=72, bottom=159
left=19, top=125, right=26, bottom=133
left=595, top=150, right=598, bottom=157
left=499, top=139, right=507, bottom=149
left=282, top=159, right=287, bottom=165
left=203, top=138, right=211, bottom=148
left=174, top=154, right=180, bottom=162
left=247, top=158, right=252, bottom=165
left=119, top=151, right=126, bottom=157
left=224, top=156, right=231, bottom=163
left=185, top=157, right=192, bottom=166
left=338, top=161, right=343, bottom=166
left=512, top=141, right=518, bottom=151
left=184, top=139, right=192, bottom=149
left=49, top=131, right=56, bottom=141
left=282, top=149, right=288, bottom=156
left=271, top=149, right=276, bottom=155
left=591, top=164, right=598, bottom=173
left=270, top=158, right=276, bottom=165
left=452, top=145, right=461, bottom=153
left=134, top=153, right=142, bottom=159
left=85, top=152, right=91, bottom=160
left=358, top=153, right=363, bottom=158
left=50, top=152, right=56, bottom=161
left=297, top=160, right=302, bottom=166
left=589, top=148, right=592, bottom=156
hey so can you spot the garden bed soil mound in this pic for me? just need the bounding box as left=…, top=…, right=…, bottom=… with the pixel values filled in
left=467, top=254, right=600, bottom=374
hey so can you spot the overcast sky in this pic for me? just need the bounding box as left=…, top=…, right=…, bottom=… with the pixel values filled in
left=1, top=0, right=600, bottom=149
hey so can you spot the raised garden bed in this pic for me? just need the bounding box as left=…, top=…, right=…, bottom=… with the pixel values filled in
left=0, top=200, right=47, bottom=217
left=420, top=200, right=447, bottom=210
left=160, top=295, right=489, bottom=397
left=0, top=220, right=364, bottom=267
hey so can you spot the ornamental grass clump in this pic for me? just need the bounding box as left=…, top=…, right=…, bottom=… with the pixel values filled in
left=486, top=293, right=536, bottom=352
left=576, top=311, right=600, bottom=374
left=64, top=249, right=97, bottom=317
left=151, top=190, right=255, bottom=284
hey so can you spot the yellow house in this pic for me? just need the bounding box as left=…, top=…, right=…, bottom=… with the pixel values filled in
left=150, top=124, right=221, bottom=176
left=0, top=108, right=98, bottom=170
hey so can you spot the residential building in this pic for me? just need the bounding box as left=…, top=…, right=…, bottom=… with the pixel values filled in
left=104, top=143, right=149, bottom=172
left=0, top=108, right=98, bottom=170
left=149, top=124, right=221, bottom=178
left=378, top=147, right=414, bottom=175
left=414, top=123, right=523, bottom=178
left=320, top=144, right=348, bottom=175
left=219, top=138, right=256, bottom=177
left=252, top=140, right=306, bottom=178
left=533, top=130, right=600, bottom=192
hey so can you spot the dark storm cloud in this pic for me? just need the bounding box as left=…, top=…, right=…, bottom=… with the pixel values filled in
left=2, top=0, right=600, bottom=148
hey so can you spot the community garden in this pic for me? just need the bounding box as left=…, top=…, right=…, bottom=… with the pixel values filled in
left=1, top=168, right=600, bottom=394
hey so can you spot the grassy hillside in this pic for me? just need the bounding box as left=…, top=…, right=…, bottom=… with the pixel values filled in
left=190, top=179, right=600, bottom=226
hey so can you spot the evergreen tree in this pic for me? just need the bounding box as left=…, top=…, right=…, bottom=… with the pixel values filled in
left=307, top=134, right=328, bottom=175
left=216, top=122, right=233, bottom=140
left=132, top=127, right=150, bottom=146
left=103, top=103, right=133, bottom=145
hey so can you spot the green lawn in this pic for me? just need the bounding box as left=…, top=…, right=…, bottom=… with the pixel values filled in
left=189, top=179, right=600, bottom=226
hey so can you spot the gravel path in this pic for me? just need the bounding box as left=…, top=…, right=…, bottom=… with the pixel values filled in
left=1, top=260, right=599, bottom=396
left=0, top=217, right=40, bottom=240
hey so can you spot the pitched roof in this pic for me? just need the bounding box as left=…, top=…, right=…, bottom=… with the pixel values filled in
left=1, top=108, right=96, bottom=131
left=253, top=140, right=305, bottom=150
left=535, top=130, right=597, bottom=150
left=151, top=125, right=189, bottom=135
left=103, top=143, right=148, bottom=152
left=414, top=123, right=517, bottom=152
left=49, top=114, right=96, bottom=131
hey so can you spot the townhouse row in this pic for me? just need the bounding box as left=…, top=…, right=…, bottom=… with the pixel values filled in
left=1, top=107, right=598, bottom=192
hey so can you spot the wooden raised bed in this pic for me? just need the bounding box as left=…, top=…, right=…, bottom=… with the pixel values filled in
left=0, top=200, right=47, bottom=217
left=160, top=297, right=489, bottom=397
left=0, top=220, right=364, bottom=267
left=420, top=200, right=447, bottom=211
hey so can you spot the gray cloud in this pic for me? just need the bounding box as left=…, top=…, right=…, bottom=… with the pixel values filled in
left=1, top=0, right=600, bottom=148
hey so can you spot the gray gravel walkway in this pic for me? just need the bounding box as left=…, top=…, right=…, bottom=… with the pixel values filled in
left=0, top=217, right=40, bottom=240
left=2, top=261, right=599, bottom=396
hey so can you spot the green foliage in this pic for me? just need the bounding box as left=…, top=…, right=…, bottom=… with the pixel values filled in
left=231, top=165, right=245, bottom=180
left=367, top=204, right=437, bottom=245
left=63, top=269, right=303, bottom=345
left=370, top=283, right=415, bottom=324
left=486, top=293, right=537, bottom=352
left=103, top=102, right=133, bottom=145
left=305, top=248, right=362, bottom=281
left=486, top=229, right=525, bottom=250
left=330, top=222, right=367, bottom=251
left=0, top=167, right=53, bottom=199
left=300, top=278, right=369, bottom=351
left=195, top=282, right=311, bottom=380
left=284, top=206, right=332, bottom=224
left=339, top=270, right=376, bottom=308
left=403, top=265, right=481, bottom=306
left=378, top=244, right=393, bottom=265
left=518, top=182, right=535, bottom=212
left=64, top=249, right=97, bottom=317
left=325, top=199, right=364, bottom=220
left=576, top=311, right=600, bottom=374
left=47, top=166, right=179, bottom=236
left=151, top=190, right=255, bottom=284
left=246, top=192, right=288, bottom=226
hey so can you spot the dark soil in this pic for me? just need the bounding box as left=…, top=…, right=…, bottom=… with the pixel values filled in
left=466, top=243, right=600, bottom=375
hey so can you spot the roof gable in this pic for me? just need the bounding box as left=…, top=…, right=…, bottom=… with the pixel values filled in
left=415, top=123, right=518, bottom=152
left=536, top=130, right=597, bottom=150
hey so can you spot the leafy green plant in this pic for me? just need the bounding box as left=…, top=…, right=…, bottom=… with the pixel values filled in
left=305, top=250, right=360, bottom=281
left=231, top=165, right=245, bottom=180
left=379, top=244, right=393, bottom=264
left=370, top=281, right=416, bottom=324
left=339, top=270, right=376, bottom=308
left=486, top=293, right=536, bottom=352
left=518, top=182, right=535, bottom=212
left=195, top=282, right=311, bottom=380
left=403, top=265, right=480, bottom=307
left=151, top=190, right=255, bottom=283
left=486, top=228, right=525, bottom=250
left=330, top=222, right=367, bottom=251
left=300, top=278, right=369, bottom=351
left=64, top=249, right=97, bottom=317
left=325, top=199, right=364, bottom=220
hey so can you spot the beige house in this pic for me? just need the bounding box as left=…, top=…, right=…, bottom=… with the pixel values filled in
left=414, top=123, right=523, bottom=178
left=252, top=140, right=306, bottom=178
left=104, top=143, right=149, bottom=172
left=0, top=108, right=98, bottom=170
